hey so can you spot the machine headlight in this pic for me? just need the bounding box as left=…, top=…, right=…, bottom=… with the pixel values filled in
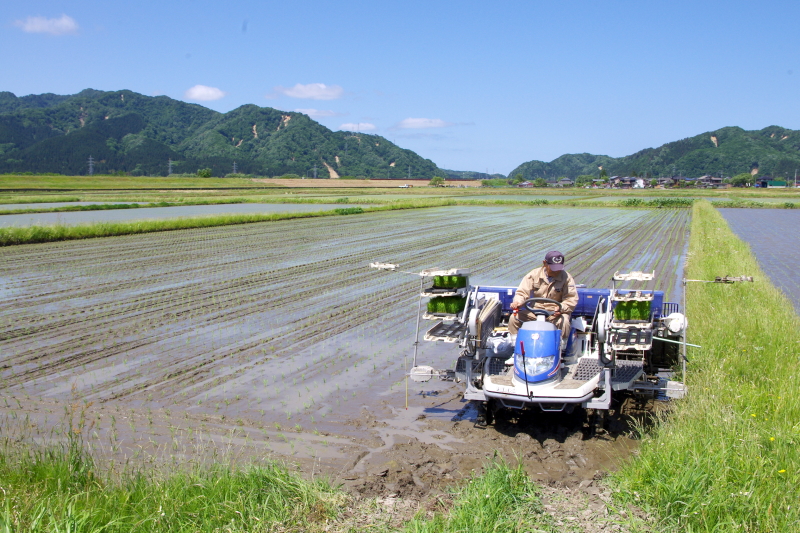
left=522, top=355, right=555, bottom=376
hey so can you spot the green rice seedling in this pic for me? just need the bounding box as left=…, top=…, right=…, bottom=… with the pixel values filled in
left=613, top=300, right=651, bottom=320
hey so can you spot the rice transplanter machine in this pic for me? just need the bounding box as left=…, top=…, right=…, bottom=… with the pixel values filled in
left=370, top=263, right=689, bottom=422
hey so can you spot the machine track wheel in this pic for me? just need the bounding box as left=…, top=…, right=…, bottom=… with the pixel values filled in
left=586, top=409, right=608, bottom=438
left=485, top=399, right=496, bottom=426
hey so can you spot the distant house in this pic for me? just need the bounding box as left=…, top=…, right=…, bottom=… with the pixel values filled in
left=657, top=177, right=675, bottom=187
left=556, top=178, right=574, bottom=187
left=517, top=181, right=533, bottom=188
left=697, top=175, right=725, bottom=188
left=613, top=176, right=636, bottom=189
left=755, top=177, right=787, bottom=188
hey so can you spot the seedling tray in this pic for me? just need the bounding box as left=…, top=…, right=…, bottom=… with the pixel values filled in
left=612, top=329, right=654, bottom=350
left=421, top=287, right=467, bottom=297
left=424, top=320, right=466, bottom=342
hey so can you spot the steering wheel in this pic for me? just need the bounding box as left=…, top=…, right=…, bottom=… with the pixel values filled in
left=523, top=297, right=562, bottom=318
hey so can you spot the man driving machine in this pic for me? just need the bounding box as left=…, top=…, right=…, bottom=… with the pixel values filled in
left=508, top=250, right=578, bottom=342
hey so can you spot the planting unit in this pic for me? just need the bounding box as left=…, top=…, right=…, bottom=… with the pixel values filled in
left=372, top=264, right=688, bottom=423
left=421, top=269, right=470, bottom=321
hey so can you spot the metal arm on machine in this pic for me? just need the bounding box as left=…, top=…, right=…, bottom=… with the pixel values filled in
left=680, top=275, right=753, bottom=383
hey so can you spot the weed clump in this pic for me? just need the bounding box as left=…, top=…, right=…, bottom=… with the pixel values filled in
left=334, top=207, right=364, bottom=215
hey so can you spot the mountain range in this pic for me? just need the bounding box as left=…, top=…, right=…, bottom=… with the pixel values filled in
left=0, top=89, right=443, bottom=179
left=2, top=89, right=799, bottom=181
left=508, top=126, right=800, bottom=180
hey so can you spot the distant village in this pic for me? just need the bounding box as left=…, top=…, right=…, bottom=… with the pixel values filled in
left=515, top=175, right=794, bottom=189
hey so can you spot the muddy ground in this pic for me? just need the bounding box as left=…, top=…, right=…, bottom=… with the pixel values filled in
left=0, top=381, right=654, bottom=532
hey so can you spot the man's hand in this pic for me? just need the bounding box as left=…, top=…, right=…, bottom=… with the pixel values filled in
left=551, top=310, right=562, bottom=318
left=510, top=302, right=520, bottom=310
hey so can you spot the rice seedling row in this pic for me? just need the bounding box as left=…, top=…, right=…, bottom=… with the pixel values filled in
left=0, top=206, right=690, bottom=461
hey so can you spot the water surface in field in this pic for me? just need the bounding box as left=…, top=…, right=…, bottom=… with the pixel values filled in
left=456, top=194, right=588, bottom=201
left=719, top=208, right=800, bottom=313
left=0, top=203, right=361, bottom=227
left=0, top=201, right=145, bottom=210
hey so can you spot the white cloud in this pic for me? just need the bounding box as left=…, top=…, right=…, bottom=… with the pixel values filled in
left=294, top=108, right=344, bottom=119
left=14, top=14, right=78, bottom=35
left=339, top=123, right=376, bottom=132
left=397, top=118, right=453, bottom=129
left=274, top=83, right=343, bottom=100
left=184, top=85, right=226, bottom=101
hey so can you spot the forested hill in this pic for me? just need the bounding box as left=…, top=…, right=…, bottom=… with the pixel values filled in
left=508, top=126, right=800, bottom=180
left=0, top=89, right=441, bottom=178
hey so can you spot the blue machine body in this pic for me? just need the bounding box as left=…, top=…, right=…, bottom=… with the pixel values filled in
left=472, top=286, right=676, bottom=319
left=514, top=320, right=561, bottom=383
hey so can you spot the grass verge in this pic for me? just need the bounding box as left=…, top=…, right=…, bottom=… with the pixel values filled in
left=402, top=460, right=553, bottom=533
left=613, top=200, right=800, bottom=531
left=0, top=432, right=343, bottom=532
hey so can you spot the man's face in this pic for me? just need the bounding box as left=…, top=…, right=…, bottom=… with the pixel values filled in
left=542, top=261, right=553, bottom=276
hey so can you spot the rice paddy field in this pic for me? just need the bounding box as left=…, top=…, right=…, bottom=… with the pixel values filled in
left=719, top=208, right=800, bottom=313
left=0, top=202, right=362, bottom=227
left=0, top=206, right=689, bottom=491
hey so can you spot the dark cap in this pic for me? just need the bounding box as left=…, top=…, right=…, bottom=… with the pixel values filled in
left=544, top=250, right=565, bottom=271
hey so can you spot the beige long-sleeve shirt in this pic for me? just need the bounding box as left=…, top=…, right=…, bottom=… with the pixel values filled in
left=512, top=266, right=578, bottom=314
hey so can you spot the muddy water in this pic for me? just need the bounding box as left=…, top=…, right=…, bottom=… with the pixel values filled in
left=0, top=206, right=689, bottom=493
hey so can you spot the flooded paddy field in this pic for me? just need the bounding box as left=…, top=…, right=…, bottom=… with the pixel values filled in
left=0, top=202, right=360, bottom=227
left=719, top=208, right=800, bottom=313
left=0, top=201, right=147, bottom=210
left=0, top=206, right=689, bottom=496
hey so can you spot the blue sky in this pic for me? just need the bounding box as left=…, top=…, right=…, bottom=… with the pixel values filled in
left=3, top=1, right=799, bottom=175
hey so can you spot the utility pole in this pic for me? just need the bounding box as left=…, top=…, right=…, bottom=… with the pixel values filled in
left=168, top=158, right=173, bottom=176
left=313, top=163, right=317, bottom=179
left=232, top=161, right=237, bottom=174
left=88, top=156, right=94, bottom=176
left=408, top=165, right=411, bottom=180
left=795, top=168, right=797, bottom=188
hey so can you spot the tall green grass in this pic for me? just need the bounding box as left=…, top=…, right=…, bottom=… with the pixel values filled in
left=613, top=200, right=800, bottom=532
left=0, top=432, right=343, bottom=532
left=403, top=460, right=552, bottom=533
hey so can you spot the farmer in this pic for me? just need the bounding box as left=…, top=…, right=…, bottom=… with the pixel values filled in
left=508, top=250, right=578, bottom=342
